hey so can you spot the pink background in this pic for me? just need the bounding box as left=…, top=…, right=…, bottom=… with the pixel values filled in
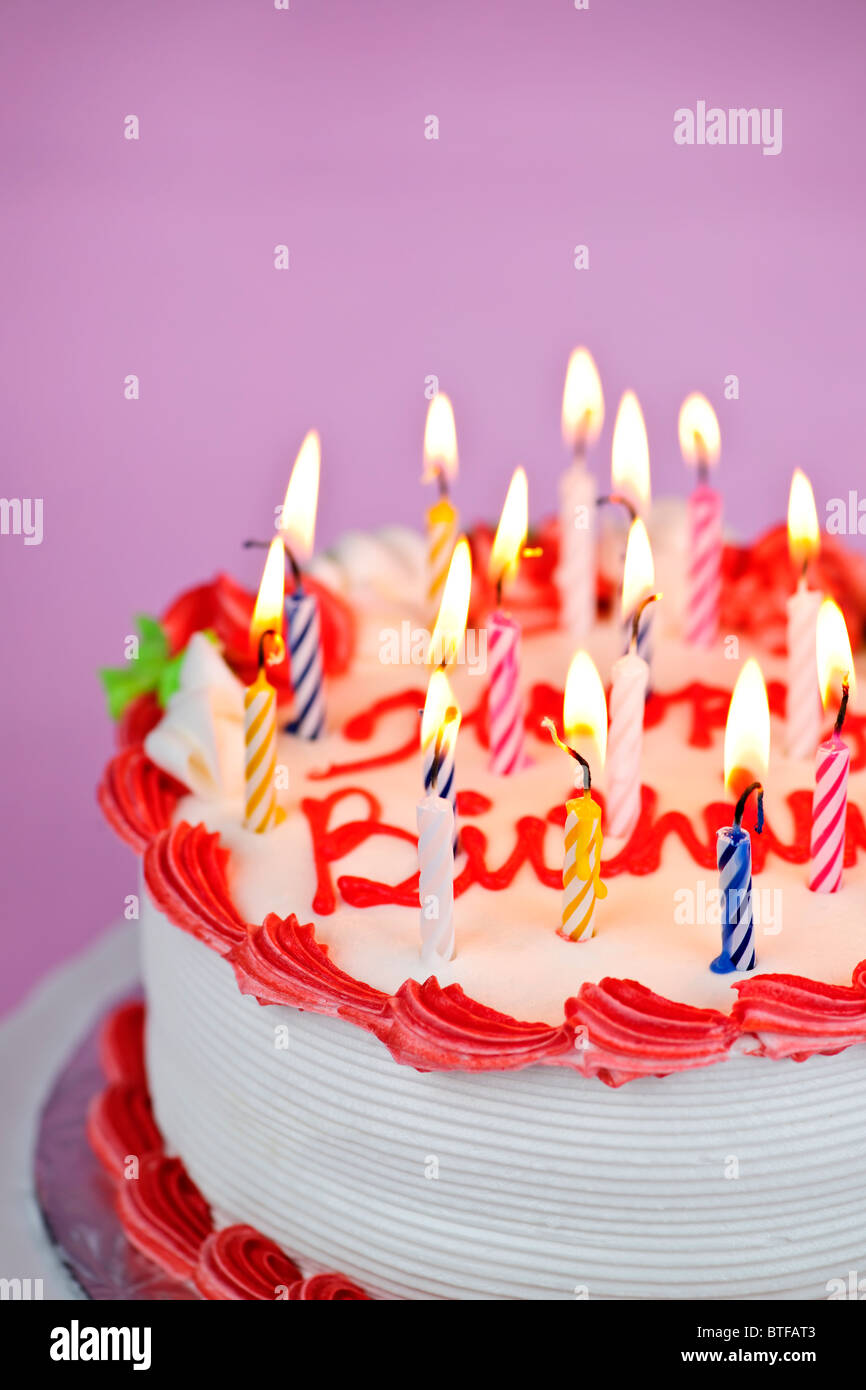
left=2, top=0, right=866, bottom=1015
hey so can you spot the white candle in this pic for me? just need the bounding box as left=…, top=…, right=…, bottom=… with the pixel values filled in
left=786, top=578, right=822, bottom=759
left=417, top=702, right=460, bottom=966
left=606, top=650, right=649, bottom=839
left=417, top=794, right=456, bottom=965
left=558, top=459, right=597, bottom=640
left=557, top=349, right=604, bottom=639
left=786, top=469, right=822, bottom=759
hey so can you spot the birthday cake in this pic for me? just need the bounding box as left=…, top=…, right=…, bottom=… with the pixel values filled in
left=92, top=408, right=866, bottom=1300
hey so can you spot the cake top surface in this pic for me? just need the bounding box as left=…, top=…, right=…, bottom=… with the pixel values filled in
left=100, top=516, right=866, bottom=1084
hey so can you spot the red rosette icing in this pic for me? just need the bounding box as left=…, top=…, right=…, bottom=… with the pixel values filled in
left=468, top=521, right=560, bottom=634
left=731, top=970, right=866, bottom=1061
left=97, top=747, right=186, bottom=853
left=369, top=978, right=574, bottom=1072
left=143, top=822, right=249, bottom=955
left=567, top=979, right=740, bottom=1087
left=116, top=692, right=163, bottom=750
left=161, top=572, right=355, bottom=686
left=229, top=912, right=389, bottom=1019
left=721, top=524, right=866, bottom=654
left=117, top=1154, right=213, bottom=1280
left=98, top=1000, right=147, bottom=1085
left=87, top=1083, right=163, bottom=1179
left=193, top=1225, right=301, bottom=1300
left=287, top=1273, right=369, bottom=1301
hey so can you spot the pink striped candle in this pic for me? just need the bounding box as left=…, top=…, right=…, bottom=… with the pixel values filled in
left=487, top=611, right=524, bottom=775
left=685, top=482, right=722, bottom=647
left=808, top=683, right=850, bottom=894
left=679, top=394, right=722, bottom=647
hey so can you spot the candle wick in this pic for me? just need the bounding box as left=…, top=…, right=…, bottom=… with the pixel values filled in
left=244, top=536, right=304, bottom=592
left=430, top=705, right=459, bottom=791
left=541, top=716, right=591, bottom=791
left=596, top=492, right=637, bottom=523
left=257, top=628, right=284, bottom=671
left=436, top=467, right=448, bottom=500
left=495, top=572, right=504, bottom=608
left=280, top=542, right=304, bottom=593
left=834, top=676, right=850, bottom=736
left=733, top=780, right=764, bottom=834
left=800, top=556, right=809, bottom=585
left=630, top=591, right=662, bottom=652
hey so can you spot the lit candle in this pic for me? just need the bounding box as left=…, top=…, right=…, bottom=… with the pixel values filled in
left=421, top=668, right=460, bottom=849
left=429, top=536, right=472, bottom=670
left=808, top=600, right=855, bottom=893
left=418, top=704, right=460, bottom=966
left=280, top=431, right=326, bottom=739
left=611, top=391, right=650, bottom=519
left=712, top=782, right=764, bottom=975
left=563, top=649, right=607, bottom=787
left=712, top=658, right=770, bottom=972
left=607, top=593, right=661, bottom=838
left=599, top=391, right=650, bottom=599
left=679, top=393, right=722, bottom=648
left=244, top=539, right=286, bottom=833
left=422, top=394, right=459, bottom=619
left=557, top=348, right=604, bottom=639
left=621, top=517, right=656, bottom=681
left=542, top=718, right=607, bottom=942
left=786, top=469, right=822, bottom=759
left=487, top=468, right=529, bottom=775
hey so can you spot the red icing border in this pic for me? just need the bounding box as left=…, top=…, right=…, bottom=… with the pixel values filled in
left=90, top=1002, right=370, bottom=1300
left=96, top=564, right=866, bottom=1088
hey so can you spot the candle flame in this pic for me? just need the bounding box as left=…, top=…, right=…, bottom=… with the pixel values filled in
left=489, top=467, right=529, bottom=588
left=816, top=598, right=855, bottom=708
left=678, top=393, right=721, bottom=468
left=280, top=430, right=321, bottom=564
left=564, top=650, right=608, bottom=768
left=724, top=658, right=770, bottom=793
left=787, top=469, right=820, bottom=570
left=422, top=393, right=458, bottom=484
left=421, top=667, right=461, bottom=750
left=561, top=347, right=604, bottom=449
left=621, top=517, right=656, bottom=623
left=611, top=391, right=650, bottom=513
left=251, top=537, right=286, bottom=653
left=430, top=537, right=471, bottom=667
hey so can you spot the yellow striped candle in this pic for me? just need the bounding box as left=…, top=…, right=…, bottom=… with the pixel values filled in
left=244, top=667, right=278, bottom=832
left=427, top=496, right=458, bottom=613
left=244, top=536, right=285, bottom=834
left=561, top=792, right=607, bottom=941
left=542, top=716, right=607, bottom=942
left=423, top=394, right=459, bottom=617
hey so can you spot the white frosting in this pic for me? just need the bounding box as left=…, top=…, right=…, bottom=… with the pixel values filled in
left=144, top=635, right=245, bottom=801
left=141, top=900, right=866, bottom=1299
left=138, top=523, right=866, bottom=1299
left=150, top=574, right=866, bottom=1024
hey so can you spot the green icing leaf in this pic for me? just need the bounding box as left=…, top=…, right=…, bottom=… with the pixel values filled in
left=99, top=618, right=218, bottom=720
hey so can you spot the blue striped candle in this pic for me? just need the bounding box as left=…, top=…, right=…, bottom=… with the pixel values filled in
left=711, top=782, right=763, bottom=975
left=423, top=725, right=458, bottom=851
left=284, top=588, right=325, bottom=739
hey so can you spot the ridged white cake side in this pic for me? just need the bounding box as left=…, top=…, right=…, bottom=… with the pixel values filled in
left=141, top=895, right=866, bottom=1301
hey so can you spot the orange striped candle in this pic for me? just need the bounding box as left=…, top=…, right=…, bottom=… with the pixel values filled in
left=423, top=393, right=459, bottom=618
left=245, top=537, right=285, bottom=834
left=244, top=667, right=278, bottom=832
left=542, top=716, right=607, bottom=942
left=560, top=791, right=606, bottom=941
